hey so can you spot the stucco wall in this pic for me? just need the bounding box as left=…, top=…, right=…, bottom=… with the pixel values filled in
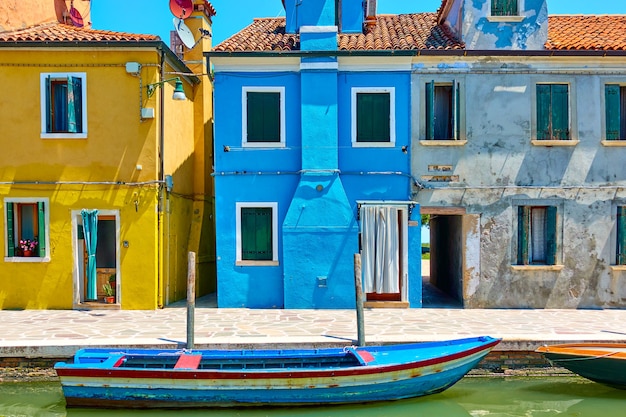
left=412, top=55, right=626, bottom=308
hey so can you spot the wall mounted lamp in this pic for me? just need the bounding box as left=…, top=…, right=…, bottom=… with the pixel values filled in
left=146, top=77, right=187, bottom=101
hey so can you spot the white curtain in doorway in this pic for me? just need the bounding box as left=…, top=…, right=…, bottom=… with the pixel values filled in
left=362, top=205, right=400, bottom=294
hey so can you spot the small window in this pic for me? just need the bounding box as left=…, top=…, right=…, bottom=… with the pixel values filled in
left=492, top=0, right=518, bottom=16
left=352, top=87, right=395, bottom=146
left=242, top=87, right=285, bottom=147
left=605, top=84, right=626, bottom=140
left=5, top=199, right=48, bottom=259
left=236, top=202, right=278, bottom=264
left=617, top=206, right=626, bottom=265
left=40, top=73, right=87, bottom=138
left=517, top=206, right=557, bottom=265
left=425, top=81, right=460, bottom=140
left=536, top=84, right=569, bottom=140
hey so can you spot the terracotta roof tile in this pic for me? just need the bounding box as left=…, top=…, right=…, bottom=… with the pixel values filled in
left=215, top=13, right=464, bottom=52
left=0, top=21, right=159, bottom=43
left=215, top=13, right=626, bottom=54
left=547, top=15, right=626, bottom=51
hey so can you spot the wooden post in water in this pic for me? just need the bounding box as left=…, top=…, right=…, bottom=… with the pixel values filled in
left=354, top=253, right=365, bottom=346
left=187, top=251, right=196, bottom=350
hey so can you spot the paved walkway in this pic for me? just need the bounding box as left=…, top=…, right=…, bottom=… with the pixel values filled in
left=1, top=298, right=626, bottom=359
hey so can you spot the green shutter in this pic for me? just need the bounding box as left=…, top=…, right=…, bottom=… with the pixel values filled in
left=6, top=202, right=14, bottom=257
left=67, top=76, right=77, bottom=133
left=38, top=201, right=46, bottom=257
left=426, top=81, right=435, bottom=140
left=536, top=85, right=551, bottom=140
left=545, top=206, right=557, bottom=265
left=45, top=76, right=52, bottom=133
left=492, top=0, right=517, bottom=16
left=247, top=92, right=280, bottom=143
left=552, top=84, right=569, bottom=140
left=517, top=206, right=529, bottom=265
left=453, top=80, right=460, bottom=140
left=241, top=207, right=272, bottom=261
left=618, top=206, right=626, bottom=265
left=606, top=84, right=621, bottom=140
left=357, top=93, right=390, bottom=142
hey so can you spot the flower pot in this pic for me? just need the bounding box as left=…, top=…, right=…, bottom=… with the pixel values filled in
left=22, top=250, right=32, bottom=257
left=104, top=296, right=115, bottom=304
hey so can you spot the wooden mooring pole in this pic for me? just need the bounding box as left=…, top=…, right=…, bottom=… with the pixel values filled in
left=187, top=251, right=196, bottom=350
left=354, top=253, right=365, bottom=346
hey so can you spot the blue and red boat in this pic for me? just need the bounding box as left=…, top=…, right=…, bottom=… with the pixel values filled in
left=54, top=336, right=500, bottom=408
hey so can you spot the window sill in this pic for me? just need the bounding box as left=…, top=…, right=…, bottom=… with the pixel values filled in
left=609, top=265, right=626, bottom=272
left=511, top=265, right=564, bottom=271
left=419, top=140, right=467, bottom=147
left=352, top=142, right=395, bottom=148
left=487, top=16, right=525, bottom=22
left=41, top=133, right=87, bottom=139
left=242, top=142, right=285, bottom=148
left=531, top=140, right=579, bottom=147
left=5, top=256, right=49, bottom=263
left=236, top=260, right=279, bottom=267
left=601, top=140, right=626, bottom=147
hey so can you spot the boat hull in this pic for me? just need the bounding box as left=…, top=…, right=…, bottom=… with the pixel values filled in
left=56, top=336, right=500, bottom=408
left=536, top=343, right=626, bottom=389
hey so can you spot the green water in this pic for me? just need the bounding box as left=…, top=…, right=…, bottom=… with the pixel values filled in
left=0, top=377, right=623, bottom=416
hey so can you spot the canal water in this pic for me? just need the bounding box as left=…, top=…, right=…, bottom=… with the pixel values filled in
left=0, top=376, right=623, bottom=416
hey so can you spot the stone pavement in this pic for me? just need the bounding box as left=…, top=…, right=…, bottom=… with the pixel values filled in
left=1, top=296, right=626, bottom=360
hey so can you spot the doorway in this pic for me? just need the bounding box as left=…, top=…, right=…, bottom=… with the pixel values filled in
left=360, top=204, right=409, bottom=307
left=73, top=210, right=120, bottom=307
left=421, top=210, right=465, bottom=308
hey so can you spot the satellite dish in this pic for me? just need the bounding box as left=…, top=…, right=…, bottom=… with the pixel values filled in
left=173, top=17, right=196, bottom=49
left=69, top=6, right=84, bottom=27
left=169, top=0, right=193, bottom=20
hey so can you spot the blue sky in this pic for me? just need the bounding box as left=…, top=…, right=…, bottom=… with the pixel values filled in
left=92, top=1, right=626, bottom=46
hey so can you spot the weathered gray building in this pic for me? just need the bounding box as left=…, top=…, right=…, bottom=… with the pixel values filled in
left=414, top=0, right=626, bottom=308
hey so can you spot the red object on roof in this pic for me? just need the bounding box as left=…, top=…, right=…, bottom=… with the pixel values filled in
left=69, top=6, right=84, bottom=28
left=170, top=0, right=194, bottom=19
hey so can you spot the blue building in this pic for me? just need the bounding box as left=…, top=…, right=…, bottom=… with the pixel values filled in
left=207, top=0, right=424, bottom=309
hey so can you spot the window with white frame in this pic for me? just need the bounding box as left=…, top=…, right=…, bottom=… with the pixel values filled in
left=236, top=202, right=278, bottom=264
left=517, top=205, right=557, bottom=265
left=4, top=198, right=48, bottom=259
left=351, top=87, right=395, bottom=146
left=605, top=84, right=626, bottom=140
left=242, top=87, right=285, bottom=147
left=40, top=73, right=87, bottom=139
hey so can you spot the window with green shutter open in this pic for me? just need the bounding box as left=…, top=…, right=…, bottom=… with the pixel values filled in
left=492, top=0, right=518, bottom=16
left=605, top=84, right=626, bottom=140
left=517, top=206, right=557, bottom=265
left=536, top=84, right=570, bottom=140
left=5, top=200, right=47, bottom=259
left=41, top=73, right=87, bottom=138
left=425, top=81, right=460, bottom=140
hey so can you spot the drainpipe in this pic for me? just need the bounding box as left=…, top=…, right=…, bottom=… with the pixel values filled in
left=157, top=48, right=166, bottom=309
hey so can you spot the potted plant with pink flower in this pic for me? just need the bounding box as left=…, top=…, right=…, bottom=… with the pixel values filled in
left=19, top=239, right=38, bottom=257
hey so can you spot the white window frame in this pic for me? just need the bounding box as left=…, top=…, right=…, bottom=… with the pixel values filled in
left=4, top=197, right=50, bottom=262
left=235, top=202, right=279, bottom=266
left=40, top=72, right=88, bottom=139
left=241, top=86, right=286, bottom=148
left=351, top=87, right=396, bottom=148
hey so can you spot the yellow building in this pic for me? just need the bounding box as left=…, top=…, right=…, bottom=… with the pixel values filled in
left=0, top=1, right=216, bottom=309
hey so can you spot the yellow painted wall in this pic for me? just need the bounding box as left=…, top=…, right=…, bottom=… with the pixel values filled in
left=0, top=42, right=206, bottom=309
